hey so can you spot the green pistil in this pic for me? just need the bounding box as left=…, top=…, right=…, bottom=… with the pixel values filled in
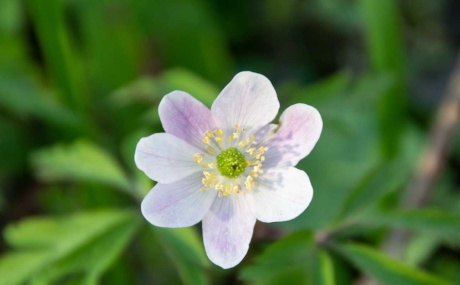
left=216, top=147, right=247, bottom=178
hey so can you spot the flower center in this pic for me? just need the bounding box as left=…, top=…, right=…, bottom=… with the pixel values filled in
left=216, top=147, right=247, bottom=178
left=193, top=125, right=268, bottom=197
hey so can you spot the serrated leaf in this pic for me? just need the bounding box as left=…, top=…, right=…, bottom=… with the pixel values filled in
left=30, top=212, right=140, bottom=284
left=154, top=227, right=210, bottom=285
left=1, top=210, right=141, bottom=285
left=0, top=251, right=52, bottom=285
left=336, top=243, right=451, bottom=285
left=31, top=140, right=131, bottom=193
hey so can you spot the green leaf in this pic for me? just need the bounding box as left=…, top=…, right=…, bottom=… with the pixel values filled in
left=159, top=68, right=221, bottom=107
left=314, top=249, right=335, bottom=285
left=31, top=140, right=132, bottom=193
left=111, top=68, right=220, bottom=109
left=154, top=227, right=210, bottom=285
left=405, top=234, right=440, bottom=267
left=0, top=210, right=141, bottom=285
left=240, top=231, right=315, bottom=285
left=281, top=74, right=392, bottom=230
left=360, top=209, right=460, bottom=244
left=359, top=0, right=407, bottom=157
left=0, top=71, right=79, bottom=126
left=26, top=0, right=88, bottom=113
left=284, top=71, right=351, bottom=107
left=135, top=0, right=233, bottom=82
left=0, top=251, right=52, bottom=285
left=31, top=213, right=140, bottom=285
left=336, top=243, right=451, bottom=285
left=337, top=125, right=422, bottom=220
left=73, top=0, right=142, bottom=95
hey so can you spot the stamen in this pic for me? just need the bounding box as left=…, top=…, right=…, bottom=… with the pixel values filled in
left=205, top=146, right=214, bottom=155
left=193, top=125, right=269, bottom=197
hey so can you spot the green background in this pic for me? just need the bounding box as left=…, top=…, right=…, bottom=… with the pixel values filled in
left=1, top=0, right=459, bottom=284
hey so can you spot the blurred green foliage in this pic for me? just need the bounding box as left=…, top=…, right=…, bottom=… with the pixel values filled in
left=0, top=0, right=459, bottom=284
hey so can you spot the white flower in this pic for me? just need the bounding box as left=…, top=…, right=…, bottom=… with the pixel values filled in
left=135, top=71, right=323, bottom=269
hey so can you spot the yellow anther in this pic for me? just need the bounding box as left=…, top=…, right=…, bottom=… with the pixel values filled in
left=205, top=146, right=214, bottom=154
left=197, top=125, right=269, bottom=196
left=193, top=155, right=202, bottom=164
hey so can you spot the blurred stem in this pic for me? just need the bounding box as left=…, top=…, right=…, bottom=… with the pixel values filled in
left=359, top=52, right=460, bottom=285
left=385, top=52, right=460, bottom=255
left=360, top=0, right=407, bottom=159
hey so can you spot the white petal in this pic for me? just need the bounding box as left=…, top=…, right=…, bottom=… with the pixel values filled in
left=159, top=91, right=215, bottom=149
left=202, top=195, right=256, bottom=269
left=211, top=71, right=280, bottom=130
left=250, top=167, right=313, bottom=223
left=135, top=133, right=202, bottom=184
left=264, top=104, right=322, bottom=168
left=141, top=172, right=217, bottom=228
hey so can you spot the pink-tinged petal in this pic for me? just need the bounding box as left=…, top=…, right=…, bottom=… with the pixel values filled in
left=202, top=195, right=256, bottom=269
left=250, top=167, right=313, bottom=223
left=135, top=133, right=202, bottom=184
left=264, top=104, right=322, bottom=168
left=141, top=172, right=217, bottom=228
left=211, top=71, right=280, bottom=131
left=159, top=91, right=215, bottom=148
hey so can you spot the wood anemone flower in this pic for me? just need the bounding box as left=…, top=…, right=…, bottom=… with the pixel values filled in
left=135, top=71, right=323, bottom=269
